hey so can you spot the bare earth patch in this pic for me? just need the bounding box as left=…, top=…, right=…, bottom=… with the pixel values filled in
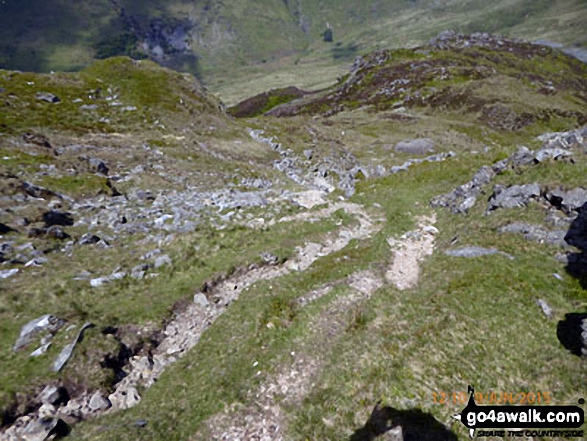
left=386, top=214, right=438, bottom=290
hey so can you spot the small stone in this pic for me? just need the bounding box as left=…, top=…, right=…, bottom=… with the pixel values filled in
left=24, top=257, right=48, bottom=267
left=131, top=264, right=150, bottom=280
left=422, top=226, right=439, bottom=235
left=30, top=342, right=52, bottom=356
left=88, top=158, right=109, bottom=175
left=0, top=268, right=19, bottom=279
left=154, top=254, right=171, bottom=268
left=52, top=322, right=95, bottom=372
left=108, top=386, right=141, bottom=410
left=536, top=299, right=554, bottom=319
left=88, top=391, right=111, bottom=412
left=78, top=233, right=101, bottom=245
left=260, top=252, right=280, bottom=265
left=445, top=246, right=514, bottom=260
left=193, top=293, right=209, bottom=307
left=38, top=403, right=57, bottom=420
left=90, top=277, right=109, bottom=287
left=96, top=239, right=111, bottom=248
left=36, top=92, right=60, bottom=103
left=47, top=225, right=70, bottom=240
left=14, top=314, right=65, bottom=351
left=38, top=385, right=69, bottom=406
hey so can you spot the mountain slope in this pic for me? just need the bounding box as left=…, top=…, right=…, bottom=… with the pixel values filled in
left=1, top=35, right=586, bottom=440
left=1, top=0, right=586, bottom=101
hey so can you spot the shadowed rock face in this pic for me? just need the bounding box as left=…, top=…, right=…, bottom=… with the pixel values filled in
left=350, top=402, right=458, bottom=441
left=557, top=313, right=587, bottom=357
left=564, top=202, right=587, bottom=289
left=558, top=202, right=587, bottom=357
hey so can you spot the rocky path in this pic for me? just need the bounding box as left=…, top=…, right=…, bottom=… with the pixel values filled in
left=0, top=194, right=384, bottom=440
left=200, top=215, right=439, bottom=440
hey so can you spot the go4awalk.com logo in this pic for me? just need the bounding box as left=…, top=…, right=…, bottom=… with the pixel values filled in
left=453, top=386, right=584, bottom=439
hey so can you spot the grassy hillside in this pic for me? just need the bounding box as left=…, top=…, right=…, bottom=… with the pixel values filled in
left=1, top=35, right=586, bottom=440
left=1, top=0, right=586, bottom=104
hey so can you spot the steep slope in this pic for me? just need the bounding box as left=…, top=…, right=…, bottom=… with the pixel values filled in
left=1, top=34, right=586, bottom=441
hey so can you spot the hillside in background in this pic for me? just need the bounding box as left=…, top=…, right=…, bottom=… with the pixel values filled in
left=1, top=0, right=586, bottom=103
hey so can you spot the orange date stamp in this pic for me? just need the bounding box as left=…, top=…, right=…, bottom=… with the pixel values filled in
left=432, top=391, right=552, bottom=406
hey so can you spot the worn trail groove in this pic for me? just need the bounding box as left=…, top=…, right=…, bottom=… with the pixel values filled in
left=1, top=197, right=387, bottom=441
left=107, top=201, right=382, bottom=412
left=201, top=216, right=439, bottom=440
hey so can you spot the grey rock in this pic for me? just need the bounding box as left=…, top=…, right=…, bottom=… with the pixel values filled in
left=142, top=249, right=162, bottom=260
left=193, top=293, right=209, bottom=307
left=431, top=165, right=493, bottom=213
left=30, top=343, right=52, bottom=357
left=131, top=264, right=150, bottom=279
left=1, top=242, right=14, bottom=253
left=534, top=148, right=573, bottom=163
left=88, top=158, right=109, bottom=175
left=38, top=403, right=56, bottom=420
left=154, top=254, right=171, bottom=268
left=109, top=271, right=126, bottom=280
left=88, top=391, right=111, bottom=412
left=96, top=239, right=111, bottom=248
left=499, top=222, right=568, bottom=247
left=52, top=322, right=95, bottom=372
left=260, top=252, right=280, bottom=265
left=545, top=187, right=587, bottom=214
left=445, top=246, right=514, bottom=260
left=78, top=233, right=101, bottom=245
left=457, top=196, right=477, bottom=214
left=134, top=190, right=155, bottom=201
left=535, top=299, right=554, bottom=319
left=304, top=149, right=314, bottom=160
left=38, top=385, right=68, bottom=406
left=36, top=92, right=60, bottom=103
left=14, top=315, right=66, bottom=351
left=487, top=183, right=541, bottom=211
left=89, top=272, right=109, bottom=287
left=108, top=386, right=141, bottom=410
left=0, top=268, right=19, bottom=280
left=73, top=270, right=92, bottom=280
left=396, top=140, right=435, bottom=157
left=24, top=257, right=48, bottom=267
left=16, top=415, right=69, bottom=441
left=80, top=104, right=98, bottom=110
left=46, top=225, right=70, bottom=240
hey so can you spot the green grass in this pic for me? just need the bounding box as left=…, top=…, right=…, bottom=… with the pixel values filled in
left=59, top=131, right=586, bottom=439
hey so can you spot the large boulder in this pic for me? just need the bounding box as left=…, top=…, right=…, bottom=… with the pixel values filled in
left=487, top=183, right=541, bottom=211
